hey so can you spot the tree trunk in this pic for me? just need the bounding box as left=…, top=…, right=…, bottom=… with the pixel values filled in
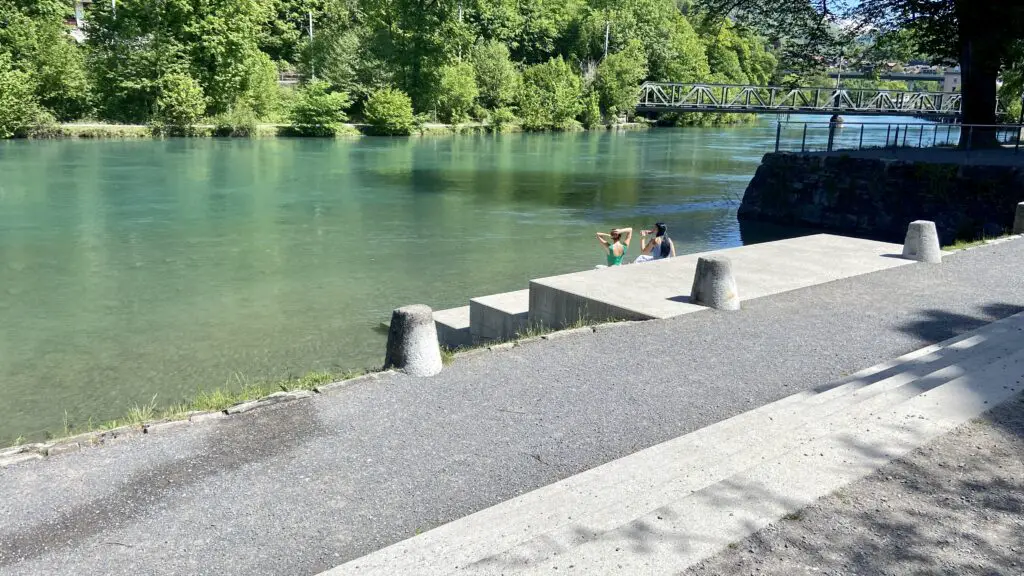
left=956, top=1, right=1002, bottom=148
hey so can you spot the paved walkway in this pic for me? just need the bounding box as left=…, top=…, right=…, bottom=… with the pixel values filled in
left=686, top=393, right=1024, bottom=576
left=1, top=239, right=1023, bottom=575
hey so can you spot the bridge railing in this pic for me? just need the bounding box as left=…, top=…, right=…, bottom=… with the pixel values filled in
left=774, top=121, right=1024, bottom=155
left=637, top=82, right=1008, bottom=118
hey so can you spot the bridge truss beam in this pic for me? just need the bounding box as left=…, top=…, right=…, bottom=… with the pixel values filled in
left=636, top=82, right=1009, bottom=119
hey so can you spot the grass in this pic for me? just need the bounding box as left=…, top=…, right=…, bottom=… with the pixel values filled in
left=943, top=232, right=1012, bottom=251
left=8, top=369, right=369, bottom=449
left=440, top=314, right=610, bottom=361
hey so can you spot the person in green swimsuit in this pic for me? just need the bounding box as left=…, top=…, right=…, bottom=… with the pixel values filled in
left=596, top=227, right=632, bottom=266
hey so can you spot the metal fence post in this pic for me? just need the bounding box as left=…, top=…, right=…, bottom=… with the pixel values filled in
left=800, top=123, right=808, bottom=153
left=902, top=124, right=908, bottom=147
left=967, top=125, right=974, bottom=151
left=1016, top=125, right=1021, bottom=154
left=947, top=124, right=952, bottom=146
left=932, top=125, right=938, bottom=147
left=827, top=121, right=836, bottom=152
left=918, top=125, right=924, bottom=148
left=775, top=121, right=781, bottom=153
left=859, top=124, right=865, bottom=150
left=893, top=125, right=900, bottom=148
left=885, top=124, right=892, bottom=148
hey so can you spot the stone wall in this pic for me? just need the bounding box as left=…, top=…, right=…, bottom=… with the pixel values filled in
left=739, top=153, right=1024, bottom=244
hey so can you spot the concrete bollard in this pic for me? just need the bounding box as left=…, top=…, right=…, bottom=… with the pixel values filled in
left=690, top=256, right=740, bottom=311
left=902, top=220, right=942, bottom=263
left=1014, top=202, right=1024, bottom=235
left=384, top=305, right=443, bottom=377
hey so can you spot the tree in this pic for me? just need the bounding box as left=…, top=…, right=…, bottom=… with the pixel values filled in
left=86, top=0, right=276, bottom=121
left=0, top=53, right=41, bottom=138
left=363, top=87, right=416, bottom=135
left=156, top=73, right=206, bottom=132
left=519, top=56, right=583, bottom=130
left=595, top=41, right=648, bottom=119
left=471, top=40, right=521, bottom=109
left=435, top=61, right=479, bottom=123
left=696, top=0, right=1024, bottom=143
left=289, top=80, right=351, bottom=135
left=0, top=0, right=91, bottom=121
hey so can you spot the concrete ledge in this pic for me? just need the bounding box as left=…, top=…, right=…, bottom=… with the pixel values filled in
left=529, top=234, right=912, bottom=328
left=470, top=290, right=529, bottom=344
left=434, top=306, right=471, bottom=349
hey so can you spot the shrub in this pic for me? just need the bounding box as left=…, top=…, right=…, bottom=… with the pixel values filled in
left=435, top=61, right=479, bottom=124
left=363, top=88, right=415, bottom=136
left=489, top=106, right=518, bottom=132
left=471, top=40, right=521, bottom=109
left=240, top=52, right=280, bottom=120
left=156, top=73, right=206, bottom=134
left=580, top=91, right=603, bottom=129
left=595, top=42, right=648, bottom=120
left=0, top=54, right=40, bottom=139
left=214, top=105, right=259, bottom=137
left=289, top=81, right=351, bottom=136
left=518, top=57, right=583, bottom=131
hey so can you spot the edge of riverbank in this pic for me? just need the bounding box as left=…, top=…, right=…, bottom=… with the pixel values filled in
left=4, top=234, right=1018, bottom=463
left=0, top=317, right=637, bottom=465
left=15, top=121, right=654, bottom=140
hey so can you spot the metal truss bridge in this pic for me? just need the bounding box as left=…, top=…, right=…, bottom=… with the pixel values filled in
left=636, top=82, right=1008, bottom=119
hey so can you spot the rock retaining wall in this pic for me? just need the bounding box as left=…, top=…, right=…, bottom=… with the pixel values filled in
left=739, top=153, right=1024, bottom=244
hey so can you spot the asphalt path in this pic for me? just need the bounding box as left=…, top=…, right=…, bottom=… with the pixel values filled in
left=1, top=238, right=1023, bottom=576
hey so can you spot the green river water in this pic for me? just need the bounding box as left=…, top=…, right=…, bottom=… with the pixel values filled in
left=0, top=120, right=927, bottom=440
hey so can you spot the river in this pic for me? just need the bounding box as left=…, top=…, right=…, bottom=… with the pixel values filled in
left=0, top=117, right=934, bottom=440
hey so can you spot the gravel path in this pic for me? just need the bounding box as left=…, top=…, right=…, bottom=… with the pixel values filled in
left=1, top=239, right=1023, bottom=576
left=685, top=393, right=1024, bottom=576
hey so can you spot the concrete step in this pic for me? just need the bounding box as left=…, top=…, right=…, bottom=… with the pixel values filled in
left=513, top=345, right=1024, bottom=575
left=464, top=321, right=1024, bottom=571
left=470, top=289, right=530, bottom=344
left=434, top=306, right=471, bottom=349
left=321, top=313, right=1024, bottom=575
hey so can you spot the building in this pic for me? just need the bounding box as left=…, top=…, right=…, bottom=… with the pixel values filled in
left=943, top=70, right=961, bottom=93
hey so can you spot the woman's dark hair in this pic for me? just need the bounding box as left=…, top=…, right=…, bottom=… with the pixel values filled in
left=655, top=222, right=670, bottom=257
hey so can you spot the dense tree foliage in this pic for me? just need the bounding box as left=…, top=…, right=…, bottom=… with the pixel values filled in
left=0, top=0, right=793, bottom=133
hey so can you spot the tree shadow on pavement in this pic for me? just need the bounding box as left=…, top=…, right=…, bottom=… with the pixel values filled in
left=0, top=403, right=330, bottom=570
left=895, top=302, right=1023, bottom=342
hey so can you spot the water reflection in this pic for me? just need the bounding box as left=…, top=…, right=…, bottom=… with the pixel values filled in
left=1, top=126, right=796, bottom=438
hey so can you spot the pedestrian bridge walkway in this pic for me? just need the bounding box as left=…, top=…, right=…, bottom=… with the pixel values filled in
left=635, top=82, right=1010, bottom=119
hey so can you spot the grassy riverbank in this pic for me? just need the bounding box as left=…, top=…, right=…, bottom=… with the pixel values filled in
left=5, top=369, right=369, bottom=448
left=12, top=120, right=660, bottom=140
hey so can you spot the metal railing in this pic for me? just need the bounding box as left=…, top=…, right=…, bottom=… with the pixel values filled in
left=637, top=82, right=1010, bottom=119
left=773, top=121, right=1024, bottom=155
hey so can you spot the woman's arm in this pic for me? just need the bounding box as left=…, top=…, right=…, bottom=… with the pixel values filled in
left=615, top=227, right=633, bottom=247
left=670, top=239, right=676, bottom=257
left=595, top=232, right=610, bottom=247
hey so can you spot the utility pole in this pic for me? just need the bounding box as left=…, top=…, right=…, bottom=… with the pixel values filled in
left=603, top=21, right=610, bottom=60
left=835, top=52, right=844, bottom=90
left=308, top=11, right=315, bottom=80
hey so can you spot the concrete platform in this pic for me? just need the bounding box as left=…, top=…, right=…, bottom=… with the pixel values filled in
left=529, top=234, right=917, bottom=329
left=470, top=290, right=530, bottom=344
left=434, top=306, right=472, bottom=349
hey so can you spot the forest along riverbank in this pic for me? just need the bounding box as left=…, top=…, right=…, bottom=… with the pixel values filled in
left=0, top=125, right=786, bottom=442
